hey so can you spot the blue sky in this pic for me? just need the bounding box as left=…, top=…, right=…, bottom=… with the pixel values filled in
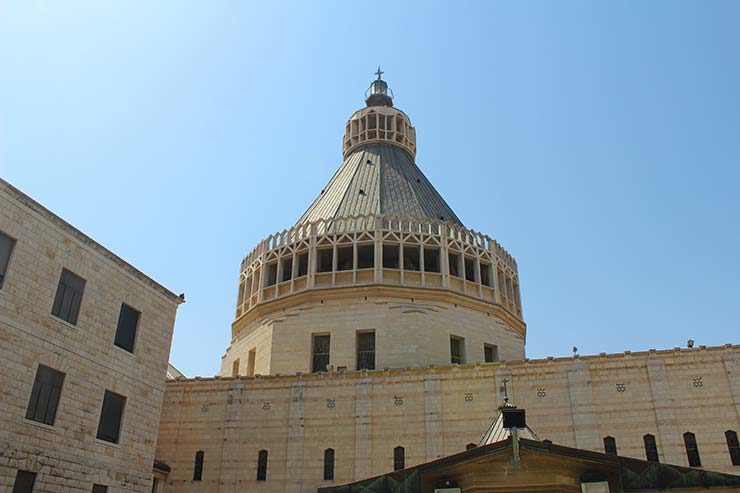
left=1, top=1, right=738, bottom=377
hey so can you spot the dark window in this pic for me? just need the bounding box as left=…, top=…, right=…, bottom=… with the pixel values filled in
left=51, top=268, right=86, bottom=325
left=232, top=359, right=240, bottom=377
left=193, top=450, right=204, bottom=481
left=151, top=478, right=158, bottom=493
left=297, top=252, right=309, bottom=277
left=318, top=249, right=333, bottom=273
left=464, top=257, right=476, bottom=282
left=603, top=436, right=617, bottom=456
left=684, top=432, right=701, bottom=467
left=643, top=434, right=659, bottom=462
left=466, top=443, right=477, bottom=450
left=25, top=364, right=65, bottom=426
left=337, top=246, right=353, bottom=271
left=357, top=332, right=376, bottom=370
left=423, top=248, right=440, bottom=273
left=312, top=334, right=330, bottom=373
left=382, top=244, right=399, bottom=269
left=323, top=448, right=335, bottom=481
left=280, top=257, right=292, bottom=282
left=114, top=303, right=140, bottom=353
left=357, top=244, right=374, bottom=269
left=264, top=262, right=277, bottom=286
left=448, top=253, right=460, bottom=277
left=0, top=231, right=15, bottom=289
left=484, top=344, right=498, bottom=363
left=450, top=336, right=464, bottom=364
left=726, top=430, right=740, bottom=466
left=92, top=485, right=108, bottom=493
left=480, top=262, right=492, bottom=287
left=12, top=470, right=36, bottom=493
left=393, top=446, right=405, bottom=471
left=257, top=450, right=268, bottom=481
left=96, top=390, right=126, bottom=444
left=403, top=245, right=420, bottom=271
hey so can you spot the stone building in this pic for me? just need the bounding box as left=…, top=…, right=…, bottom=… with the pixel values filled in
left=154, top=73, right=740, bottom=492
left=0, top=178, right=183, bottom=493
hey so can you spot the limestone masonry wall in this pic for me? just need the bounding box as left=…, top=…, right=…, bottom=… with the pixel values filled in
left=0, top=180, right=181, bottom=493
left=159, top=344, right=740, bottom=493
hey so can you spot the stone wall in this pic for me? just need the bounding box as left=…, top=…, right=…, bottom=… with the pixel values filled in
left=221, top=293, right=526, bottom=376
left=0, top=179, right=181, bottom=493
left=160, top=345, right=740, bottom=493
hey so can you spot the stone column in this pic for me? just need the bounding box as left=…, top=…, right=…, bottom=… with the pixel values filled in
left=424, top=374, right=444, bottom=461
left=285, top=381, right=306, bottom=493
left=354, top=376, right=373, bottom=481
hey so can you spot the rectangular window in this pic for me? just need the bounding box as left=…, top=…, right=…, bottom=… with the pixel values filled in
left=256, top=450, right=268, bottom=481
left=356, top=331, right=376, bottom=370
left=684, top=432, right=701, bottom=467
left=280, top=257, right=292, bottom=282
left=403, top=245, right=420, bottom=271
left=297, top=252, right=309, bottom=277
left=450, top=336, right=465, bottom=364
left=0, top=231, right=16, bottom=289
left=312, top=334, right=330, bottom=373
left=51, top=268, right=86, bottom=325
left=497, top=268, right=506, bottom=295
left=382, top=244, right=399, bottom=269
left=12, top=470, right=36, bottom=493
left=247, top=348, right=256, bottom=376
left=484, top=344, right=498, bottom=363
left=96, top=390, right=126, bottom=444
left=448, top=253, right=460, bottom=277
left=423, top=248, right=440, bottom=273
left=336, top=246, right=353, bottom=271
left=317, top=248, right=333, bottom=273
left=232, top=358, right=240, bottom=377
left=113, top=303, right=140, bottom=353
left=264, top=262, right=277, bottom=287
left=25, top=364, right=65, bottom=426
left=92, top=485, right=108, bottom=493
left=357, top=244, right=374, bottom=269
left=464, top=257, right=476, bottom=282
left=480, top=262, right=492, bottom=287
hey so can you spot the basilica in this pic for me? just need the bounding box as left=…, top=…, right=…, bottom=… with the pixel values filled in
left=1, top=73, right=739, bottom=493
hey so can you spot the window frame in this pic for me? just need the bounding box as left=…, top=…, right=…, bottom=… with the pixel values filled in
left=96, top=390, right=126, bottom=444
left=257, top=449, right=268, bottom=481
left=113, top=303, right=141, bottom=354
left=323, top=448, right=335, bottom=481
left=393, top=446, right=405, bottom=471
left=683, top=432, right=701, bottom=467
left=51, top=268, right=86, bottom=326
left=193, top=450, right=204, bottom=481
left=643, top=434, right=659, bottom=462
left=450, top=335, right=465, bottom=365
left=25, top=364, right=65, bottom=426
left=725, top=430, right=740, bottom=466
left=356, top=331, right=376, bottom=371
left=0, top=230, right=17, bottom=290
left=603, top=436, right=617, bottom=456
left=311, top=334, right=331, bottom=373
left=12, top=470, right=37, bottom=493
left=484, top=344, right=498, bottom=363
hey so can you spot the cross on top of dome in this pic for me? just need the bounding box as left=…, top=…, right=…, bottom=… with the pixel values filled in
left=375, top=66, right=384, bottom=79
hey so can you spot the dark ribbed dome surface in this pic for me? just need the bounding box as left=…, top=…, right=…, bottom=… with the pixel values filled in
left=296, top=143, right=463, bottom=226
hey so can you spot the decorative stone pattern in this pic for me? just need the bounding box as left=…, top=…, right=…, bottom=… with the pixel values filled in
left=158, top=345, right=740, bottom=493
left=0, top=179, right=182, bottom=493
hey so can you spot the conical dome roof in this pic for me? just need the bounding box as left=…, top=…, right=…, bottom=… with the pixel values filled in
left=296, top=143, right=462, bottom=227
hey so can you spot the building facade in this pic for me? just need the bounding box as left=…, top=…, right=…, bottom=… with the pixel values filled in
left=154, top=74, right=740, bottom=493
left=0, top=179, right=183, bottom=493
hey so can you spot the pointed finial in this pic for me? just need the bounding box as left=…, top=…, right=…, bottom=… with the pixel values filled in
left=375, top=66, right=384, bottom=80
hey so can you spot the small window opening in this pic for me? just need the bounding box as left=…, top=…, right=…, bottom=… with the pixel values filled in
left=323, top=448, right=335, bottom=481
left=448, top=253, right=460, bottom=277
left=726, top=430, right=740, bottom=466
left=480, top=262, right=492, bottom=287
left=450, top=336, right=465, bottom=364
left=312, top=334, right=330, bottom=373
left=247, top=348, right=256, bottom=377
left=356, top=331, right=376, bottom=370
left=193, top=450, right=204, bottom=481
left=393, top=446, right=405, bottom=471
left=464, top=257, right=476, bottom=282
left=423, top=248, right=440, bottom=273
left=257, top=450, right=268, bottom=481
left=280, top=257, right=292, bottom=282
left=484, top=344, right=498, bottom=363
left=644, top=434, right=659, bottom=462
left=383, top=244, right=399, bottom=269
left=232, top=359, right=240, bottom=377
left=466, top=443, right=477, bottom=450
left=357, top=244, right=374, bottom=269
left=684, top=431, right=701, bottom=467
left=359, top=189, right=366, bottom=196
left=604, top=436, right=617, bottom=456
left=336, top=246, right=353, bottom=271
left=403, top=245, right=420, bottom=271
left=297, top=252, right=308, bottom=277
left=264, top=262, right=277, bottom=287
left=318, top=249, right=333, bottom=273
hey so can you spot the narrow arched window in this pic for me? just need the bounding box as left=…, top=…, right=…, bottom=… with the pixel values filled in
left=643, top=434, right=659, bottom=462
left=466, top=443, right=477, bottom=450
left=323, top=448, right=335, bottom=481
left=257, top=449, right=268, bottom=481
left=393, top=446, right=405, bottom=471
left=683, top=432, right=701, bottom=467
left=726, top=430, right=740, bottom=466
left=603, top=436, right=617, bottom=456
left=193, top=450, right=204, bottom=481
